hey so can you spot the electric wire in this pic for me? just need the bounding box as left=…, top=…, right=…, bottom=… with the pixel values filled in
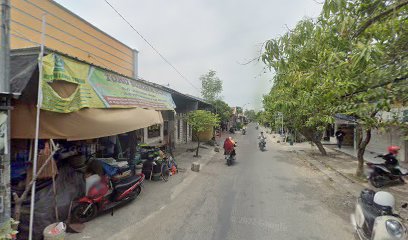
left=104, top=0, right=200, bottom=92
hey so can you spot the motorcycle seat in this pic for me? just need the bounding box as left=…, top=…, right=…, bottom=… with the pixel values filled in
left=113, top=175, right=142, bottom=190
left=361, top=189, right=375, bottom=205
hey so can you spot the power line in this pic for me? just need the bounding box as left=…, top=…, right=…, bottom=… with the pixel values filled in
left=104, top=0, right=200, bottom=92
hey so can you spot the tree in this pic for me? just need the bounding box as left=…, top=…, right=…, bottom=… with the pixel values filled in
left=212, top=100, right=233, bottom=123
left=187, top=110, right=220, bottom=157
left=261, top=0, right=408, bottom=176
left=262, top=19, right=336, bottom=155
left=321, top=0, right=408, bottom=176
left=200, top=70, right=222, bottom=102
left=244, top=110, right=257, bottom=121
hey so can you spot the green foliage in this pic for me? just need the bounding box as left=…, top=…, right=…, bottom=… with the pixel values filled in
left=200, top=70, right=223, bottom=102
left=0, top=218, right=19, bottom=240
left=187, top=110, right=220, bottom=135
left=187, top=110, right=220, bottom=157
left=212, top=100, right=233, bottom=122
left=261, top=0, right=408, bottom=159
left=244, top=109, right=257, bottom=121
left=262, top=0, right=407, bottom=134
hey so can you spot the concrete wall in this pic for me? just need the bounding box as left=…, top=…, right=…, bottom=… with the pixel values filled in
left=174, top=113, right=192, bottom=144
left=10, top=0, right=134, bottom=77
left=142, top=124, right=164, bottom=145
left=367, top=127, right=407, bottom=162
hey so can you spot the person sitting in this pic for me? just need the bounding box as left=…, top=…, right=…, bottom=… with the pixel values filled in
left=384, top=146, right=401, bottom=174
left=258, top=132, right=266, bottom=148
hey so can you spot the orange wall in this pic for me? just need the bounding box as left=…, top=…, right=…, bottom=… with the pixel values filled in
left=10, top=0, right=134, bottom=77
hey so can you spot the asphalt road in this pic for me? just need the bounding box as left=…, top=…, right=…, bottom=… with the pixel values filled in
left=69, top=125, right=354, bottom=240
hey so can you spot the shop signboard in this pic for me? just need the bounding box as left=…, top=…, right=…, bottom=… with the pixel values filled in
left=41, top=53, right=176, bottom=113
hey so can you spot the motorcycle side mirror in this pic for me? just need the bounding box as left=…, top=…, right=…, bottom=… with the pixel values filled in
left=401, top=203, right=408, bottom=209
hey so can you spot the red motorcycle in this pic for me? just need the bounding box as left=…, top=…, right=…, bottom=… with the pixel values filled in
left=72, top=173, right=145, bottom=223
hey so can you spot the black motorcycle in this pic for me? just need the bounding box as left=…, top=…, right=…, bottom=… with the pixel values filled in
left=258, top=138, right=266, bottom=151
left=367, top=155, right=408, bottom=188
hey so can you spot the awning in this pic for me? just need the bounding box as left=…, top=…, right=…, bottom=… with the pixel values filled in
left=11, top=103, right=163, bottom=140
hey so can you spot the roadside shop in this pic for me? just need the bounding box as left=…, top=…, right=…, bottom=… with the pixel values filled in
left=9, top=48, right=177, bottom=239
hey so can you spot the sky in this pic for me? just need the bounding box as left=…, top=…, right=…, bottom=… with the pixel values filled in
left=54, top=0, right=323, bottom=110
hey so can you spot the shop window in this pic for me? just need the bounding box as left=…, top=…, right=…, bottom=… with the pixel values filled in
left=148, top=124, right=161, bottom=138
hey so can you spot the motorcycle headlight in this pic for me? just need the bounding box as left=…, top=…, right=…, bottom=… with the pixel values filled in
left=386, top=220, right=405, bottom=238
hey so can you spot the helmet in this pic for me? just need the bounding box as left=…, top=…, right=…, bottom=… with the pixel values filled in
left=388, top=146, right=401, bottom=155
left=374, top=191, right=395, bottom=209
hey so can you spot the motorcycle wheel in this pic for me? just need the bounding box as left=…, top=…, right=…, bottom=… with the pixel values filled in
left=128, top=186, right=142, bottom=200
left=72, top=203, right=97, bottom=223
left=370, top=174, right=385, bottom=188
left=227, top=158, right=232, bottom=166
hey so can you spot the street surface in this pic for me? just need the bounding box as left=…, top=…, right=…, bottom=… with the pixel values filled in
left=68, top=125, right=354, bottom=240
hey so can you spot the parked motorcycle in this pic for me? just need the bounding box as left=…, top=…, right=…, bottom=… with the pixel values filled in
left=367, top=155, right=408, bottom=188
left=351, top=189, right=407, bottom=240
left=242, top=128, right=246, bottom=135
left=259, top=139, right=266, bottom=151
left=72, top=173, right=145, bottom=223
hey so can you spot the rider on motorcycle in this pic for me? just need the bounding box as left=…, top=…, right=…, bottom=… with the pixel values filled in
left=384, top=145, right=401, bottom=173
left=223, top=137, right=236, bottom=158
left=258, top=132, right=266, bottom=141
left=258, top=132, right=266, bottom=149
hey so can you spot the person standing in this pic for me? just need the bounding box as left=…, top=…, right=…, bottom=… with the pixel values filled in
left=335, top=128, right=345, bottom=149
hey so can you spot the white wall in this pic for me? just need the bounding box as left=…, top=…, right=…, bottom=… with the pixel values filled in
left=367, top=127, right=407, bottom=162
left=175, top=113, right=193, bottom=144
left=143, top=124, right=164, bottom=145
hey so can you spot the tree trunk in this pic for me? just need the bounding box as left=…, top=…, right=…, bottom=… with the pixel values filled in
left=356, top=125, right=372, bottom=177
left=313, top=140, right=327, bottom=156
left=300, top=128, right=327, bottom=156
left=196, top=138, right=200, bottom=157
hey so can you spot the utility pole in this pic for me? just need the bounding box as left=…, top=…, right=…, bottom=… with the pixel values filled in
left=0, top=0, right=11, bottom=229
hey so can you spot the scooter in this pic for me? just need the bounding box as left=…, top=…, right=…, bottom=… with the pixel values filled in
left=72, top=173, right=145, bottom=223
left=351, top=189, right=407, bottom=240
left=367, top=155, right=408, bottom=188
left=225, top=143, right=237, bottom=166
left=259, top=139, right=266, bottom=151
left=242, top=129, right=246, bottom=135
left=225, top=152, right=234, bottom=166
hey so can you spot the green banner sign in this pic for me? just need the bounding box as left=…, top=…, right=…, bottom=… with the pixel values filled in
left=41, top=53, right=176, bottom=113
